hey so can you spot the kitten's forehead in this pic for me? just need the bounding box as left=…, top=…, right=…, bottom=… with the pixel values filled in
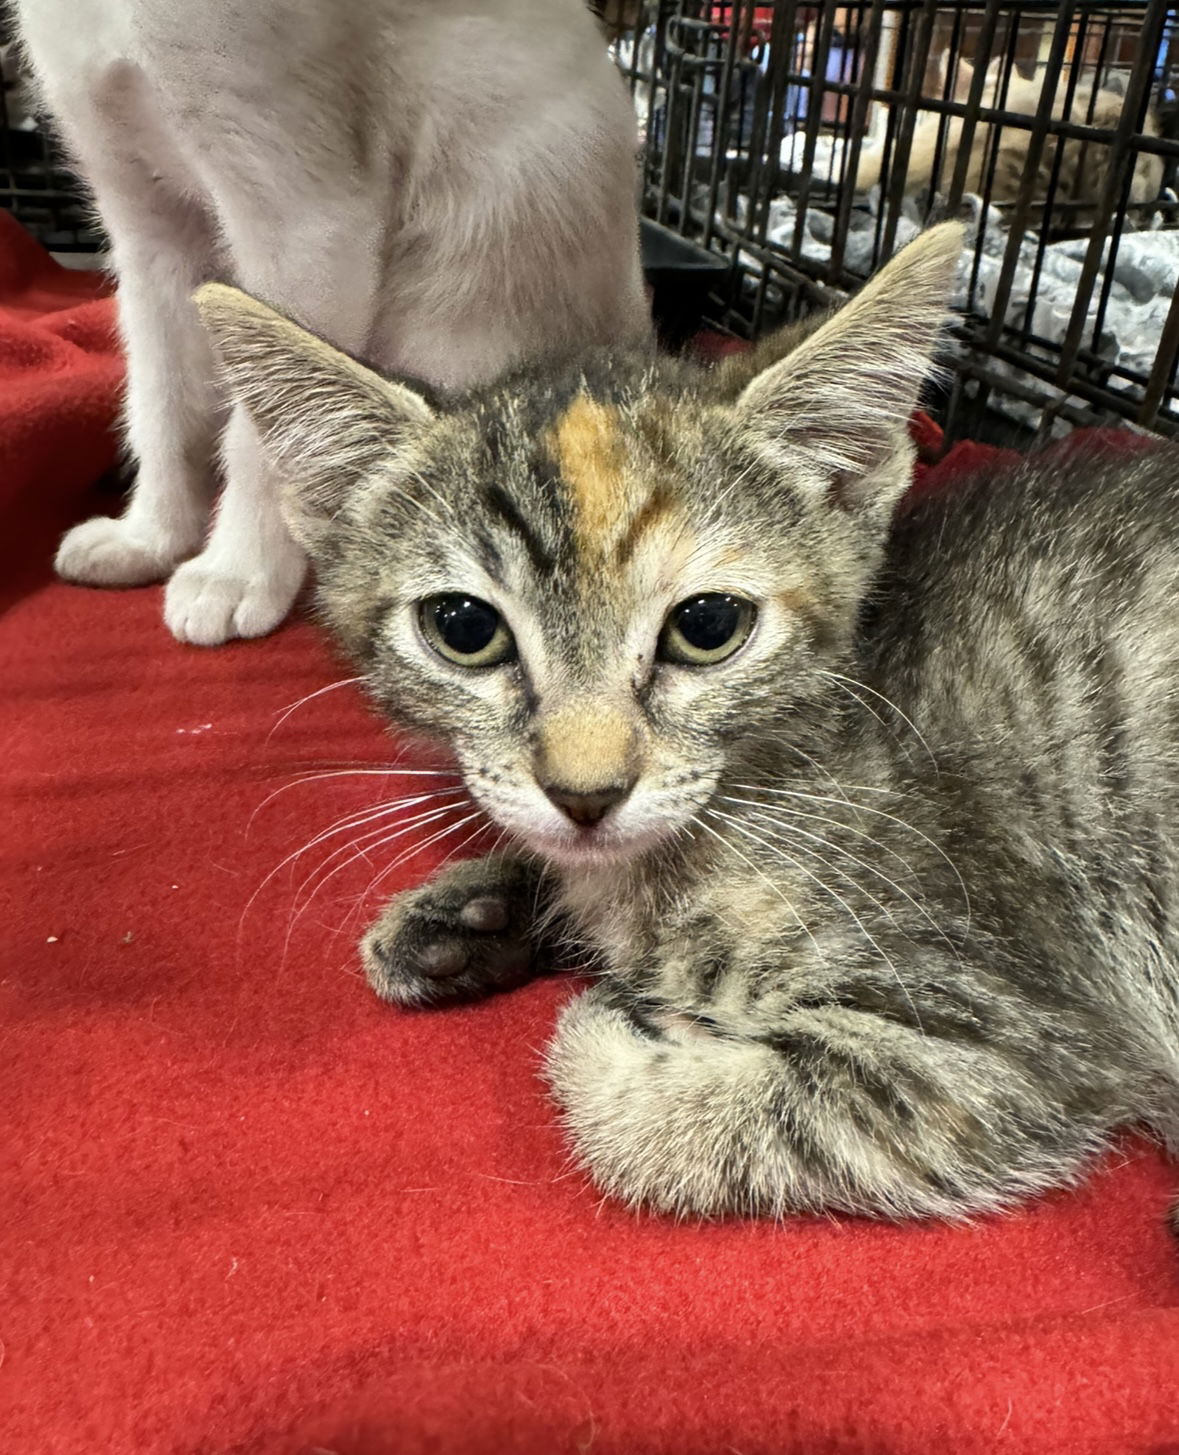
left=546, top=391, right=676, bottom=565
left=458, top=379, right=700, bottom=598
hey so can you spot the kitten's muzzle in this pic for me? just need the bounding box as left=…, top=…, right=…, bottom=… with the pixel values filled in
left=541, top=779, right=636, bottom=827
left=533, top=701, right=642, bottom=828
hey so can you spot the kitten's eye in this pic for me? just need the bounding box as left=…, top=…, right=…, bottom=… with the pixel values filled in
left=419, top=594, right=516, bottom=668
left=659, top=593, right=756, bottom=666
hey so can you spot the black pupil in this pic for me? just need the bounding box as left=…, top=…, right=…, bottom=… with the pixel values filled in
left=433, top=596, right=499, bottom=656
left=675, top=594, right=741, bottom=651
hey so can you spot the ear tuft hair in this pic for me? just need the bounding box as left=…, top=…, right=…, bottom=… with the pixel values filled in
left=194, top=285, right=434, bottom=552
left=735, top=222, right=963, bottom=511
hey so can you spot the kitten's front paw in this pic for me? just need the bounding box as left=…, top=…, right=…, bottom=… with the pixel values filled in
left=163, top=550, right=305, bottom=646
left=362, top=854, right=543, bottom=1007
left=56, top=514, right=201, bottom=588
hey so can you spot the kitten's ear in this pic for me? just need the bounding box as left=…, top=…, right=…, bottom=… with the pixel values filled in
left=194, top=285, right=434, bottom=552
left=735, top=222, right=962, bottom=513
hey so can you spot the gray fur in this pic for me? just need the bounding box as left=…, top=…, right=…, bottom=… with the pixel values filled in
left=197, top=224, right=1179, bottom=1226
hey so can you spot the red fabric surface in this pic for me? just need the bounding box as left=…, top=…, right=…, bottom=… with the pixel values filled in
left=3, top=228, right=1179, bottom=1455
left=0, top=211, right=123, bottom=609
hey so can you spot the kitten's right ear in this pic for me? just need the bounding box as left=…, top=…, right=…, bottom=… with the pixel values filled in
left=194, top=285, right=434, bottom=552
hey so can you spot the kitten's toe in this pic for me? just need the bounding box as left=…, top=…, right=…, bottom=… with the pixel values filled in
left=163, top=551, right=305, bottom=645
left=56, top=514, right=200, bottom=588
left=362, top=856, right=541, bottom=1007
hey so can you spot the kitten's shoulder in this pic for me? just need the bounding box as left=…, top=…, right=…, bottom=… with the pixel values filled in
left=886, top=437, right=1179, bottom=586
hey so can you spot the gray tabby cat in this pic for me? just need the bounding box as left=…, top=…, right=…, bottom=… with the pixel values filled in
left=196, top=223, right=1179, bottom=1229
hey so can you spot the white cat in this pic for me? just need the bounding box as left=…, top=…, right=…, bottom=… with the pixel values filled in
left=14, top=0, right=648, bottom=644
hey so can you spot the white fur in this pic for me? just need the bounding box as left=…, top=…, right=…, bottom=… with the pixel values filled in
left=16, top=0, right=648, bottom=643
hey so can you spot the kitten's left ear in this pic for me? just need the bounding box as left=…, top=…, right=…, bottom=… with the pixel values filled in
left=194, top=285, right=434, bottom=552
left=736, top=222, right=963, bottom=512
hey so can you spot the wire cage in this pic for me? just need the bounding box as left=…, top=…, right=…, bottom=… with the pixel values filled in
left=617, top=0, right=1179, bottom=445
left=0, top=16, right=98, bottom=250
left=4, top=3, right=1178, bottom=443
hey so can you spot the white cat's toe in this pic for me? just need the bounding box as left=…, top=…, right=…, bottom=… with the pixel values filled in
left=163, top=554, right=305, bottom=646
left=55, top=515, right=197, bottom=588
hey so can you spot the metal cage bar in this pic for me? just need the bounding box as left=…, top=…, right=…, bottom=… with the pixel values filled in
left=621, top=0, right=1179, bottom=445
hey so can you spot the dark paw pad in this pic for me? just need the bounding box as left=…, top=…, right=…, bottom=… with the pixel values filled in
left=362, top=861, right=540, bottom=1007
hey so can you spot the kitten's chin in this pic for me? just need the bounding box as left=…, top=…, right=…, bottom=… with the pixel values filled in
left=515, top=821, right=676, bottom=870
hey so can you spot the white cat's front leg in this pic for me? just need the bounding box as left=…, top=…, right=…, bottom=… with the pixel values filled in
left=57, top=204, right=220, bottom=589
left=164, top=404, right=305, bottom=646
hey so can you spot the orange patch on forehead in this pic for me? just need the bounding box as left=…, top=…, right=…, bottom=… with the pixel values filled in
left=551, top=392, right=627, bottom=554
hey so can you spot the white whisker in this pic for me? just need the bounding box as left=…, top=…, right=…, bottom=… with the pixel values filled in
left=364, top=810, right=487, bottom=900
left=705, top=806, right=925, bottom=1032
left=240, top=787, right=467, bottom=936
left=731, top=782, right=971, bottom=932
left=774, top=739, right=860, bottom=804
left=819, top=670, right=939, bottom=773
left=248, top=767, right=461, bottom=826
left=284, top=788, right=466, bottom=873
left=719, top=794, right=955, bottom=954
left=401, top=466, right=461, bottom=527
left=291, top=798, right=469, bottom=915
left=266, top=676, right=363, bottom=741
left=694, top=814, right=828, bottom=970
left=285, top=803, right=482, bottom=954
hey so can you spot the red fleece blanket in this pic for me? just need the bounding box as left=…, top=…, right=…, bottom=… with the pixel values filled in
left=2, top=215, right=1177, bottom=1455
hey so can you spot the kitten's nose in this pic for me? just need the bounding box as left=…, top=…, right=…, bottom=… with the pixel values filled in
left=542, top=780, right=633, bottom=827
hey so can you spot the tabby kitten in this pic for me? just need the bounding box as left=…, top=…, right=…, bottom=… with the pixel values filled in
left=197, top=224, right=1179, bottom=1226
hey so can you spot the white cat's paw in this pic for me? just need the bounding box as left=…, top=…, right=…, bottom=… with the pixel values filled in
left=55, top=515, right=197, bottom=588
left=163, top=553, right=306, bottom=646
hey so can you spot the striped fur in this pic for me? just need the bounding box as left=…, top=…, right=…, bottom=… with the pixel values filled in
left=199, top=224, right=1179, bottom=1230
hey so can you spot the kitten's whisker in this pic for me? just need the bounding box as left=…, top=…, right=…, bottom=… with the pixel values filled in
left=285, top=804, right=482, bottom=953
left=282, top=766, right=460, bottom=783
left=363, top=811, right=487, bottom=901
left=266, top=676, right=363, bottom=741
left=720, top=796, right=953, bottom=954
left=241, top=788, right=466, bottom=934
left=705, top=807, right=925, bottom=1034
left=720, top=792, right=921, bottom=879
left=268, top=757, right=460, bottom=775
left=731, top=782, right=972, bottom=932
left=279, top=788, right=467, bottom=875
left=775, top=740, right=859, bottom=804
left=736, top=778, right=896, bottom=798
left=373, top=471, right=452, bottom=531
left=698, top=457, right=758, bottom=530
left=718, top=792, right=956, bottom=952
left=248, top=768, right=460, bottom=825
left=819, top=674, right=903, bottom=755
left=400, top=467, right=461, bottom=526
left=694, top=814, right=828, bottom=970
left=818, top=670, right=939, bottom=774
left=712, top=805, right=908, bottom=943
left=291, top=799, right=468, bottom=916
